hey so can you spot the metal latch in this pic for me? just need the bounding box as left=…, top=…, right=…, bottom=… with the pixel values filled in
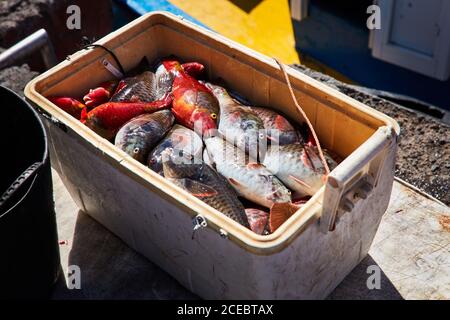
left=192, top=214, right=207, bottom=239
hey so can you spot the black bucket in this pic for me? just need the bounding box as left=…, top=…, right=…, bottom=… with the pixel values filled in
left=0, top=86, right=60, bottom=299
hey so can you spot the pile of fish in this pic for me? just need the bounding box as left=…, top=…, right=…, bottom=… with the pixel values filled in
left=48, top=57, right=338, bottom=235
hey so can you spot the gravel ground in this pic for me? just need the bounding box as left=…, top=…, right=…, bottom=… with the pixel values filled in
left=294, top=65, right=450, bottom=205
left=0, top=64, right=39, bottom=96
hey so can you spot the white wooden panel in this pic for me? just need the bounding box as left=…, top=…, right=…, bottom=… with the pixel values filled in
left=371, top=0, right=450, bottom=80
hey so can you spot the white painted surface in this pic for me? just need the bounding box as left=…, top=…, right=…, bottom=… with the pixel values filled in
left=372, top=0, right=450, bottom=80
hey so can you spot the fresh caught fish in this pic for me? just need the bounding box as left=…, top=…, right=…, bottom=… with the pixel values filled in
left=155, top=61, right=205, bottom=96
left=83, top=97, right=172, bottom=140
left=245, top=208, right=269, bottom=235
left=115, top=110, right=174, bottom=163
left=204, top=136, right=291, bottom=208
left=263, top=143, right=338, bottom=197
left=162, top=148, right=249, bottom=227
left=110, top=71, right=165, bottom=103
left=206, top=83, right=266, bottom=160
left=245, top=106, right=301, bottom=145
left=83, top=80, right=118, bottom=109
left=163, top=59, right=219, bottom=135
left=148, top=124, right=203, bottom=175
left=48, top=97, right=85, bottom=119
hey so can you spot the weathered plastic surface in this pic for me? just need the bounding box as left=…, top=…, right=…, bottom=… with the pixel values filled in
left=24, top=12, right=399, bottom=299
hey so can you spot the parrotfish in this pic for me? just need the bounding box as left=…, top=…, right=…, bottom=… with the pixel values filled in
left=206, top=83, right=266, bottom=160
left=148, top=124, right=203, bottom=176
left=83, top=97, right=172, bottom=140
left=48, top=97, right=85, bottom=119
left=162, top=148, right=250, bottom=228
left=204, top=136, right=291, bottom=208
left=163, top=59, right=219, bottom=135
left=83, top=80, right=118, bottom=109
left=263, top=143, right=338, bottom=197
left=115, top=110, right=174, bottom=163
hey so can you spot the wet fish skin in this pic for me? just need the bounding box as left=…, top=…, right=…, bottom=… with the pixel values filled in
left=83, top=97, right=172, bottom=140
left=162, top=149, right=249, bottom=228
left=245, top=208, right=269, bottom=235
left=244, top=106, right=301, bottom=145
left=206, top=83, right=266, bottom=160
left=48, top=97, right=85, bottom=119
left=110, top=71, right=161, bottom=103
left=155, top=61, right=205, bottom=97
left=204, top=136, right=291, bottom=208
left=115, top=110, right=174, bottom=163
left=164, top=59, right=219, bottom=135
left=263, top=143, right=338, bottom=197
left=148, top=124, right=203, bottom=175
left=83, top=80, right=118, bottom=109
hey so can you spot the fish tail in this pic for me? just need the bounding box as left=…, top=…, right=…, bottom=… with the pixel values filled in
left=269, top=202, right=299, bottom=233
left=144, top=94, right=173, bottom=113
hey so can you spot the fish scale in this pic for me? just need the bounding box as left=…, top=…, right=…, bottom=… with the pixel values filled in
left=204, top=136, right=291, bottom=208
left=162, top=149, right=249, bottom=228
left=115, top=110, right=174, bottom=163
left=263, top=143, right=338, bottom=197
left=110, top=71, right=162, bottom=103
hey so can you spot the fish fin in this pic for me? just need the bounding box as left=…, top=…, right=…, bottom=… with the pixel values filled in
left=80, top=107, right=88, bottom=123
left=245, top=208, right=269, bottom=235
left=274, top=115, right=290, bottom=130
left=247, top=162, right=264, bottom=169
left=269, top=203, right=299, bottom=233
left=289, top=175, right=312, bottom=189
left=228, top=178, right=242, bottom=186
left=181, top=62, right=205, bottom=78
left=179, top=178, right=218, bottom=198
left=143, top=94, right=173, bottom=112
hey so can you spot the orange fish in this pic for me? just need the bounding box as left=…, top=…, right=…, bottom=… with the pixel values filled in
left=83, top=80, right=118, bottom=109
left=83, top=96, right=172, bottom=140
left=48, top=97, right=85, bottom=119
left=163, top=59, right=219, bottom=135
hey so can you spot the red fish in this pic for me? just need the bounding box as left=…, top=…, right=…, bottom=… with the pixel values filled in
left=48, top=97, right=85, bottom=119
left=245, top=208, right=269, bottom=235
left=163, top=59, right=219, bottom=135
left=83, top=80, right=118, bottom=109
left=83, top=95, right=172, bottom=140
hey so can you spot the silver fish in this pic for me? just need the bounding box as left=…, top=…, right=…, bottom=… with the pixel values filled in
left=148, top=124, right=203, bottom=175
left=115, top=110, right=174, bottom=163
left=263, top=143, right=338, bottom=197
left=162, top=149, right=249, bottom=227
left=206, top=83, right=266, bottom=160
left=204, top=136, right=291, bottom=208
left=244, top=106, right=301, bottom=145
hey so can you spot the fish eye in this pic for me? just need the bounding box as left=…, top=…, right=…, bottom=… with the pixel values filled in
left=210, top=113, right=217, bottom=119
left=259, top=132, right=265, bottom=139
left=133, top=147, right=140, bottom=154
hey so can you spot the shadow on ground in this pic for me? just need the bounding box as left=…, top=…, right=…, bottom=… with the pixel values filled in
left=327, top=255, right=403, bottom=300
left=54, top=210, right=197, bottom=300
left=228, top=0, right=263, bottom=13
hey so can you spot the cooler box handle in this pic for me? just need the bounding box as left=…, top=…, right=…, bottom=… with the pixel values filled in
left=320, top=126, right=395, bottom=233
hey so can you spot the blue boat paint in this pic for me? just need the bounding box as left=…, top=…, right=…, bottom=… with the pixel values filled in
left=116, top=0, right=210, bottom=29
